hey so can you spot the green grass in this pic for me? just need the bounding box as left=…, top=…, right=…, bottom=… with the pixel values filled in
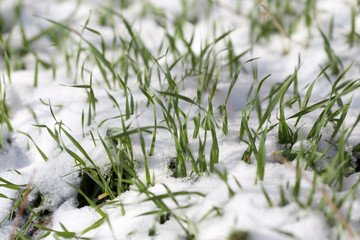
left=1, top=0, right=360, bottom=239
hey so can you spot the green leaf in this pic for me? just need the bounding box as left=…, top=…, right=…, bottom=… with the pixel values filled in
left=17, top=130, right=48, bottom=161
left=0, top=35, right=11, bottom=84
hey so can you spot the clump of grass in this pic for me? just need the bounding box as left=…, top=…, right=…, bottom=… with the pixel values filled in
left=265, top=59, right=360, bottom=236
left=238, top=60, right=300, bottom=181
left=64, top=126, right=138, bottom=208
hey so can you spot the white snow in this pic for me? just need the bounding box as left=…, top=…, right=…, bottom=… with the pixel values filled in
left=0, top=0, right=360, bottom=239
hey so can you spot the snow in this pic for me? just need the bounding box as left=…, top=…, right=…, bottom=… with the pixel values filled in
left=1, top=0, right=360, bottom=239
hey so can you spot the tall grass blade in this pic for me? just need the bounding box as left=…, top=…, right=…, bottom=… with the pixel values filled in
left=17, top=131, right=48, bottom=161
left=0, top=36, right=11, bottom=84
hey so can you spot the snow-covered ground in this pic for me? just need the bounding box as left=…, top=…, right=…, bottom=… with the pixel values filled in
left=1, top=0, right=360, bottom=239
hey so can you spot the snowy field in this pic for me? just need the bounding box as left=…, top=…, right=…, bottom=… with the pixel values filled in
left=1, top=0, right=360, bottom=239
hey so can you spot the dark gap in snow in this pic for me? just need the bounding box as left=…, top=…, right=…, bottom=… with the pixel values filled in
left=159, top=212, right=170, bottom=224
left=77, top=166, right=132, bottom=208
